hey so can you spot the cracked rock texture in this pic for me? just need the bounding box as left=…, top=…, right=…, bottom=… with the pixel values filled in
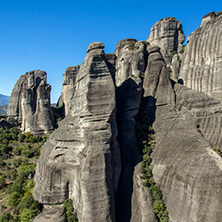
left=7, top=70, right=54, bottom=135
left=33, top=42, right=121, bottom=222
left=147, top=17, right=185, bottom=66
left=143, top=53, right=222, bottom=221
left=131, top=164, right=157, bottom=222
left=59, top=65, right=80, bottom=116
left=114, top=39, right=145, bottom=221
left=34, top=11, right=222, bottom=222
left=179, top=11, right=222, bottom=101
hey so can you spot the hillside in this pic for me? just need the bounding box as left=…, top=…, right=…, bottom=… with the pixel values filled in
left=0, top=105, right=7, bottom=115
left=0, top=126, right=46, bottom=221
left=0, top=94, right=9, bottom=106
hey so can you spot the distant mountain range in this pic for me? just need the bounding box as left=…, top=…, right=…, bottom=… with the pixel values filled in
left=0, top=105, right=7, bottom=115
left=0, top=94, right=9, bottom=115
left=0, top=94, right=10, bottom=105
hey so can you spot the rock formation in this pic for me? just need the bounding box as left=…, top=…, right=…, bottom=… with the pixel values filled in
left=58, top=66, right=80, bottom=116
left=33, top=42, right=121, bottom=222
left=7, top=70, right=54, bottom=135
left=114, top=39, right=147, bottom=221
left=142, top=47, right=222, bottom=222
left=179, top=11, right=222, bottom=100
left=147, top=17, right=185, bottom=66
left=33, top=11, right=222, bottom=222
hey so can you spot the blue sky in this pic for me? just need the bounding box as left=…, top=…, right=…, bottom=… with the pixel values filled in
left=0, top=0, right=221, bottom=103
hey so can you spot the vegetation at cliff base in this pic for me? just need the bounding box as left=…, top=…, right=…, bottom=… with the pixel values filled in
left=64, top=198, right=78, bottom=222
left=136, top=112, right=169, bottom=222
left=213, top=146, right=222, bottom=157
left=0, top=125, right=47, bottom=222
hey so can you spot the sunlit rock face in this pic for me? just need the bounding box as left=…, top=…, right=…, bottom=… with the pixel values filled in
left=179, top=11, right=222, bottom=101
left=59, top=65, right=80, bottom=116
left=147, top=17, right=185, bottom=66
left=142, top=44, right=222, bottom=222
left=7, top=70, right=54, bottom=135
left=33, top=11, right=222, bottom=222
left=33, top=42, right=121, bottom=222
left=114, top=38, right=146, bottom=87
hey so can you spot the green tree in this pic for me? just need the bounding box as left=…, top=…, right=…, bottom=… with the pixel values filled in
left=7, top=191, right=21, bottom=207
left=0, top=175, right=6, bottom=187
left=0, top=212, right=13, bottom=222
left=20, top=208, right=36, bottom=222
left=64, top=199, right=78, bottom=222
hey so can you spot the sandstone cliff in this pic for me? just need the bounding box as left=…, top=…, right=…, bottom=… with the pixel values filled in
left=147, top=17, right=185, bottom=67
left=33, top=12, right=222, bottom=222
left=33, top=42, right=121, bottom=222
left=7, top=70, right=54, bottom=135
left=142, top=48, right=222, bottom=221
left=179, top=11, right=222, bottom=100
left=58, top=66, right=80, bottom=116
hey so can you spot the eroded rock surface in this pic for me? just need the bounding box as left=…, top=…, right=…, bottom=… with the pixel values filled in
left=59, top=66, right=80, bottom=116
left=114, top=39, right=146, bottom=86
left=33, top=12, right=222, bottom=222
left=114, top=38, right=145, bottom=221
left=179, top=11, right=222, bottom=100
left=142, top=49, right=222, bottom=221
left=7, top=70, right=54, bottom=135
left=131, top=164, right=157, bottom=222
left=33, top=42, right=121, bottom=222
left=147, top=17, right=185, bottom=66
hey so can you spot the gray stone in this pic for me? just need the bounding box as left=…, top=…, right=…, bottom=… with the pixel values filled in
left=33, top=42, right=121, bottom=222
left=131, top=164, right=157, bottom=222
left=33, top=12, right=222, bottom=222
left=7, top=70, right=54, bottom=135
left=147, top=17, right=185, bottom=66
left=33, top=205, right=66, bottom=222
left=114, top=39, right=145, bottom=86
left=179, top=11, right=222, bottom=101
left=105, top=53, right=116, bottom=82
left=87, top=42, right=104, bottom=53
left=143, top=45, right=175, bottom=107
left=171, top=54, right=181, bottom=81
left=114, top=38, right=145, bottom=221
left=142, top=49, right=222, bottom=221
left=60, top=66, right=80, bottom=116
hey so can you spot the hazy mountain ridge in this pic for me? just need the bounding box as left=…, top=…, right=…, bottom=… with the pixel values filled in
left=0, top=105, right=7, bottom=115
left=0, top=94, right=10, bottom=105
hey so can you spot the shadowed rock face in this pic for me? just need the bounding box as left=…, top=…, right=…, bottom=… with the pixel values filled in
left=179, top=11, right=222, bottom=100
left=33, top=42, right=121, bottom=222
left=7, top=70, right=54, bottom=135
left=147, top=17, right=185, bottom=66
left=60, top=66, right=80, bottom=116
left=114, top=39, right=145, bottom=221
